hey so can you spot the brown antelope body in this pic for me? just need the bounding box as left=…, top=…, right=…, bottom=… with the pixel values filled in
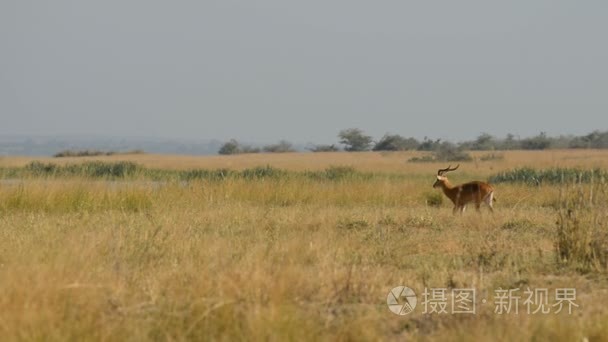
left=433, top=165, right=495, bottom=214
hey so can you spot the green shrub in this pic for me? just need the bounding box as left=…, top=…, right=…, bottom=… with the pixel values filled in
left=180, top=169, right=231, bottom=181
left=25, top=161, right=59, bottom=175
left=304, top=166, right=372, bottom=181
left=24, top=161, right=140, bottom=178
left=241, top=166, right=287, bottom=179
left=78, top=161, right=139, bottom=178
left=424, top=192, right=444, bottom=207
left=489, top=168, right=608, bottom=185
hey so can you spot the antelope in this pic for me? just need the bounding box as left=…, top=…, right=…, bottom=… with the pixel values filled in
left=433, top=165, right=495, bottom=214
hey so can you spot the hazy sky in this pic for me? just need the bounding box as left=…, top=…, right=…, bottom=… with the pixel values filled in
left=1, top=1, right=606, bottom=143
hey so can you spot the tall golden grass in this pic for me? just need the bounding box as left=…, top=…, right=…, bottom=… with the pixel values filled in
left=0, top=151, right=606, bottom=340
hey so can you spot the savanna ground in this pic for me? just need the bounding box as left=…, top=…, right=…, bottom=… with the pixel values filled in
left=0, top=150, right=607, bottom=341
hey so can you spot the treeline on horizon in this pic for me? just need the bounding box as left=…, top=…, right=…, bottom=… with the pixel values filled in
left=54, top=149, right=145, bottom=158
left=218, top=129, right=608, bottom=155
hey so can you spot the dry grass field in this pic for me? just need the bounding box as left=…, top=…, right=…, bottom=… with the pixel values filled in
left=0, top=150, right=607, bottom=341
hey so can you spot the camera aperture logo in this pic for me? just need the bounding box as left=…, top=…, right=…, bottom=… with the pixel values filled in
left=387, top=286, right=417, bottom=315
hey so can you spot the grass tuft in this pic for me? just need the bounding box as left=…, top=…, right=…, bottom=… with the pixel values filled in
left=555, top=183, right=608, bottom=273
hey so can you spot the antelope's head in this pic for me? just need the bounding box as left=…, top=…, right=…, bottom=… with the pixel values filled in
left=433, top=164, right=459, bottom=188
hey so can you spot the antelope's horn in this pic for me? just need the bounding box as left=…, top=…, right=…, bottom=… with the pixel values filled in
left=437, top=165, right=452, bottom=176
left=447, top=164, right=460, bottom=172
left=437, top=164, right=460, bottom=176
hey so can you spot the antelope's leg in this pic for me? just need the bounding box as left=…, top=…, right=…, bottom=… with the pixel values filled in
left=484, top=192, right=495, bottom=213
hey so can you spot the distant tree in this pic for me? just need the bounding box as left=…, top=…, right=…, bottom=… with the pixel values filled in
left=338, top=128, right=373, bottom=152
left=569, top=130, right=608, bottom=149
left=589, top=131, right=608, bottom=148
left=500, top=133, right=520, bottom=150
left=309, top=144, right=340, bottom=152
left=551, top=135, right=574, bottom=149
left=218, top=139, right=260, bottom=154
left=471, top=133, right=495, bottom=150
left=218, top=139, right=240, bottom=155
left=263, top=140, right=296, bottom=153
left=417, top=137, right=442, bottom=151
left=521, top=132, right=552, bottom=150
left=373, top=134, right=419, bottom=151
left=434, top=142, right=473, bottom=162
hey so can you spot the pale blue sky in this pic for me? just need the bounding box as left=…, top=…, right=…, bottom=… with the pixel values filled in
left=1, top=1, right=606, bottom=143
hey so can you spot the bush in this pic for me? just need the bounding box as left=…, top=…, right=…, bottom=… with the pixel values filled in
left=54, top=149, right=144, bottom=158
left=500, top=133, right=521, bottom=150
left=520, top=132, right=552, bottom=150
left=434, top=143, right=473, bottom=162
left=263, top=140, right=296, bottom=153
left=308, top=144, right=340, bottom=152
left=424, top=192, right=444, bottom=207
left=181, top=169, right=231, bottom=181
left=25, top=161, right=140, bottom=178
left=218, top=140, right=260, bottom=155
left=417, top=137, right=442, bottom=151
left=489, top=167, right=608, bottom=185
left=373, top=134, right=419, bottom=151
left=409, top=143, right=472, bottom=162
left=78, top=161, right=139, bottom=178
left=25, top=161, right=59, bottom=175
left=241, top=166, right=287, bottom=179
